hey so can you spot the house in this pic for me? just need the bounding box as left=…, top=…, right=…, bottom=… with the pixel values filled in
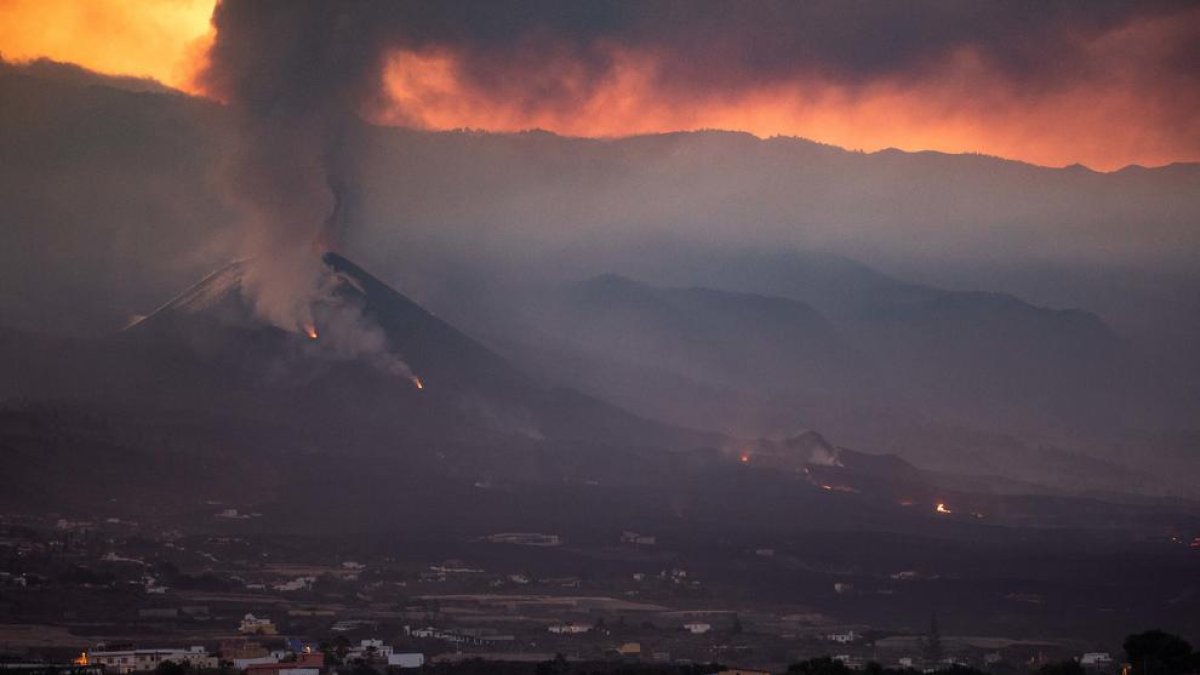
left=1081, top=653, right=1114, bottom=667
left=231, top=657, right=279, bottom=670
left=245, top=652, right=324, bottom=675
left=548, top=623, right=591, bottom=635
left=406, top=627, right=484, bottom=645
left=621, top=531, right=657, bottom=546
left=346, top=639, right=393, bottom=662
left=387, top=654, right=425, bottom=669
left=683, top=622, right=712, bottom=635
left=239, top=614, right=278, bottom=635
left=87, top=647, right=217, bottom=674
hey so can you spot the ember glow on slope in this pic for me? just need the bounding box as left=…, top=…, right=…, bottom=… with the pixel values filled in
left=4, top=0, right=1199, bottom=170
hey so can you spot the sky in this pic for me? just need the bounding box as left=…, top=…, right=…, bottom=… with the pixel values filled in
left=1, top=0, right=1198, bottom=170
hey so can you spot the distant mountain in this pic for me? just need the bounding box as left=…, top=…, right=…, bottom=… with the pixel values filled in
left=672, top=249, right=1136, bottom=432
left=476, top=257, right=1134, bottom=437
left=557, top=274, right=859, bottom=394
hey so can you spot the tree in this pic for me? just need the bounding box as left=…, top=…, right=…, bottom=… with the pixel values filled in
left=154, top=661, right=188, bottom=675
left=1124, top=630, right=1195, bottom=675
left=534, top=653, right=568, bottom=675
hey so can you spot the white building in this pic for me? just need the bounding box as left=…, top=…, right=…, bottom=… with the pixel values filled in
left=346, top=639, right=394, bottom=661
left=239, top=613, right=278, bottom=635
left=684, top=622, right=712, bottom=635
left=87, top=647, right=216, bottom=674
left=1080, top=653, right=1114, bottom=667
left=387, top=654, right=425, bottom=669
left=231, top=656, right=280, bottom=670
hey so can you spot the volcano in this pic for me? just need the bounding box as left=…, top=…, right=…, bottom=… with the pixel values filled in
left=7, top=252, right=719, bottom=459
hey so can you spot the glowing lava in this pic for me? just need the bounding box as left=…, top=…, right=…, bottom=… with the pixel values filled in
left=303, top=324, right=318, bottom=340
left=411, top=376, right=424, bottom=390
left=935, top=502, right=952, bottom=515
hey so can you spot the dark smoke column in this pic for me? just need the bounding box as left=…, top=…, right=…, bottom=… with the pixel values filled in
left=197, top=0, right=392, bottom=331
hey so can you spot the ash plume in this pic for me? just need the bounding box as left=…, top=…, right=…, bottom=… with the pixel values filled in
left=198, top=1, right=412, bottom=374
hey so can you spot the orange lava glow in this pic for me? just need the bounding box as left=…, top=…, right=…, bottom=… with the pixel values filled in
left=303, top=323, right=318, bottom=340
left=411, top=376, right=424, bottom=390
left=936, top=502, right=952, bottom=515
left=375, top=10, right=1200, bottom=170
left=739, top=453, right=751, bottom=464
left=0, top=0, right=215, bottom=93
left=73, top=653, right=88, bottom=666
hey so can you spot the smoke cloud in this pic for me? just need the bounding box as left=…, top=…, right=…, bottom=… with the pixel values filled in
left=192, top=0, right=1199, bottom=171
left=197, top=1, right=417, bottom=382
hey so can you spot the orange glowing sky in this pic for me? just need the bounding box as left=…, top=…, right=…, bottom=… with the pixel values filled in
left=0, top=0, right=213, bottom=92
left=2, top=0, right=1196, bottom=171
left=374, top=33, right=1196, bottom=171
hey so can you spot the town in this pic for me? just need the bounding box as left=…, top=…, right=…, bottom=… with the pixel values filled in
left=1, top=513, right=1189, bottom=675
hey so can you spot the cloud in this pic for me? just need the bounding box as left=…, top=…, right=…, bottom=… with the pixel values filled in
left=6, top=1, right=1197, bottom=168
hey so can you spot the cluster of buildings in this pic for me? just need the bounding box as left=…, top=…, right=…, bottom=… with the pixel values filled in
left=80, top=647, right=218, bottom=674
left=70, top=638, right=425, bottom=674
left=405, top=625, right=515, bottom=646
